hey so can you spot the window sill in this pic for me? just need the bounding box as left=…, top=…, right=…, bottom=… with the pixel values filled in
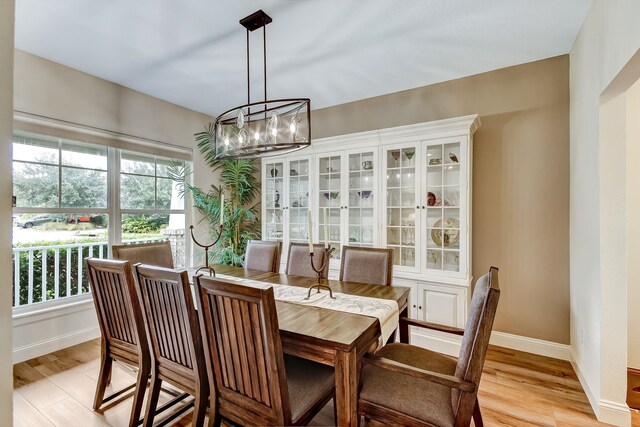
left=12, top=294, right=95, bottom=326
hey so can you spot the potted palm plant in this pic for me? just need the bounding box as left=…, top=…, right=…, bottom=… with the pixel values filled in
left=171, top=123, right=261, bottom=266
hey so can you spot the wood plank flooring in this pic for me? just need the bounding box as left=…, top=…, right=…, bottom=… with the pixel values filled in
left=12, top=339, right=636, bottom=426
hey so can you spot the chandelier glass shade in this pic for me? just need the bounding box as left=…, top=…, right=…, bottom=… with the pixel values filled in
left=213, top=10, right=312, bottom=160
left=213, top=98, right=311, bottom=159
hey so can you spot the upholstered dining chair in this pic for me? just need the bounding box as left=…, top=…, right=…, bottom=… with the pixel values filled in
left=358, top=267, right=500, bottom=427
left=134, top=265, right=209, bottom=427
left=86, top=258, right=150, bottom=427
left=245, top=240, right=282, bottom=273
left=111, top=240, right=174, bottom=268
left=285, top=242, right=330, bottom=278
left=339, top=246, right=394, bottom=286
left=193, top=275, right=335, bottom=426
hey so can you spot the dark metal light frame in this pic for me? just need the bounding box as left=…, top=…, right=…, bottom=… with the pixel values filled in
left=213, top=10, right=312, bottom=160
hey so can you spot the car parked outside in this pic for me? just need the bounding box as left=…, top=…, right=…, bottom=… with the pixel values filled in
left=16, top=215, right=61, bottom=229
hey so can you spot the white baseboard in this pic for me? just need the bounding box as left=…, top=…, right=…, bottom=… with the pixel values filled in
left=13, top=325, right=100, bottom=364
left=410, top=328, right=571, bottom=361
left=598, top=399, right=631, bottom=426
left=570, top=348, right=631, bottom=427
left=490, top=331, right=571, bottom=361
left=569, top=348, right=600, bottom=414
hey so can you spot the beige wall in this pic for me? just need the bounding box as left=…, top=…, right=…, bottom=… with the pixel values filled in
left=0, top=0, right=15, bottom=424
left=13, top=49, right=216, bottom=241
left=628, top=79, right=640, bottom=370
left=313, top=55, right=570, bottom=344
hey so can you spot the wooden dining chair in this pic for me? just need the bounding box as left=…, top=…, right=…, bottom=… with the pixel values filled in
left=339, top=246, right=394, bottom=286
left=112, top=240, right=174, bottom=268
left=285, top=242, right=330, bottom=279
left=193, top=275, right=335, bottom=426
left=358, top=267, right=500, bottom=427
left=244, top=240, right=282, bottom=273
left=86, top=258, right=150, bottom=427
left=134, top=264, right=209, bottom=427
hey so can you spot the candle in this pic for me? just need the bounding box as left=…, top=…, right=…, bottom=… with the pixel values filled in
left=308, top=209, right=314, bottom=254
left=219, top=193, right=224, bottom=225
left=323, top=208, right=329, bottom=249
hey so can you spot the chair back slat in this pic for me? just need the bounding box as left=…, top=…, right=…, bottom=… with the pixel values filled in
left=87, top=258, right=146, bottom=359
left=453, top=266, right=500, bottom=425
left=112, top=241, right=174, bottom=268
left=286, top=242, right=329, bottom=278
left=135, top=265, right=206, bottom=395
left=146, top=279, right=191, bottom=368
left=339, top=246, right=394, bottom=286
left=195, top=276, right=291, bottom=425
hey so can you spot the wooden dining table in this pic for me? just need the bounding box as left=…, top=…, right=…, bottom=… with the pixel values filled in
left=189, top=264, right=410, bottom=427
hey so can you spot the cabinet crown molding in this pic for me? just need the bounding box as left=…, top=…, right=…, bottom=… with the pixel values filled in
left=376, top=114, right=480, bottom=140
left=312, top=114, right=480, bottom=148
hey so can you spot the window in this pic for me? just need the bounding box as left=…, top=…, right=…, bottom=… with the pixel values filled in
left=120, top=151, right=187, bottom=267
left=12, top=131, right=191, bottom=308
left=13, top=134, right=108, bottom=209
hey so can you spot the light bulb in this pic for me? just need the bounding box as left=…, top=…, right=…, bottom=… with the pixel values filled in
left=224, top=137, right=229, bottom=146
left=254, top=131, right=260, bottom=141
left=290, top=121, right=297, bottom=134
left=267, top=113, right=279, bottom=141
left=238, top=129, right=248, bottom=146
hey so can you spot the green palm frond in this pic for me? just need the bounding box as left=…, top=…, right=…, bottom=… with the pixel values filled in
left=175, top=123, right=262, bottom=267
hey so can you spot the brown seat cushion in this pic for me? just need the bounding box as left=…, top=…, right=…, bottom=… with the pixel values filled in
left=284, top=354, right=335, bottom=423
left=359, top=343, right=457, bottom=427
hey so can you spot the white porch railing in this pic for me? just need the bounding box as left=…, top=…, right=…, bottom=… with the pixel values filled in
left=12, top=238, right=166, bottom=308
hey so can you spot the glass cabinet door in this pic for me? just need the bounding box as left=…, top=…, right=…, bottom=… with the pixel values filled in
left=318, top=155, right=342, bottom=258
left=424, top=140, right=462, bottom=273
left=385, top=146, right=418, bottom=269
left=264, top=161, right=284, bottom=243
left=287, top=159, right=310, bottom=243
left=347, top=151, right=375, bottom=247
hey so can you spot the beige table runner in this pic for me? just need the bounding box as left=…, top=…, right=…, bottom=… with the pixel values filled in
left=195, top=272, right=399, bottom=346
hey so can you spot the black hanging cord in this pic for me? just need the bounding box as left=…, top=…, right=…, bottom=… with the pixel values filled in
left=263, top=24, right=267, bottom=102
left=246, top=28, right=250, bottom=105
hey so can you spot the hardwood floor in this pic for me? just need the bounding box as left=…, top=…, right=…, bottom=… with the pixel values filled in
left=12, top=339, right=634, bottom=426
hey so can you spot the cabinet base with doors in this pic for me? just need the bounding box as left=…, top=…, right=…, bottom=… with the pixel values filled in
left=261, top=115, right=480, bottom=355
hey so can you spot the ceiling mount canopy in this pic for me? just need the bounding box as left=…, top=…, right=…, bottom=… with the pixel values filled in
left=213, top=10, right=311, bottom=160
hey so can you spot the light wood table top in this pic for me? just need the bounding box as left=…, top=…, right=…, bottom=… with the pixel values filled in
left=190, top=265, right=410, bottom=351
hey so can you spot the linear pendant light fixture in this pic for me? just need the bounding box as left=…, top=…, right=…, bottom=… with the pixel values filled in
left=213, top=10, right=311, bottom=160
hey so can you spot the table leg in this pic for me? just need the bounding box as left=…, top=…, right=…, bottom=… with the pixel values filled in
left=398, top=304, right=410, bottom=344
left=335, top=347, right=358, bottom=426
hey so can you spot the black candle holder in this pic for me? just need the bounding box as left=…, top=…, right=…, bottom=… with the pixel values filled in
left=305, top=246, right=336, bottom=300
left=190, top=224, right=223, bottom=277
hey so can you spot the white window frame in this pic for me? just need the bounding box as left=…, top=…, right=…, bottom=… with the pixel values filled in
left=11, top=131, right=193, bottom=313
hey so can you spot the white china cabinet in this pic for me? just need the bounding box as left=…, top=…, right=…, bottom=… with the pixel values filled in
left=314, top=144, right=379, bottom=264
left=262, top=156, right=311, bottom=247
left=261, top=115, right=479, bottom=351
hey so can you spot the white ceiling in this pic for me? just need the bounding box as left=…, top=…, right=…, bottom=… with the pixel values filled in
left=15, top=0, right=592, bottom=117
